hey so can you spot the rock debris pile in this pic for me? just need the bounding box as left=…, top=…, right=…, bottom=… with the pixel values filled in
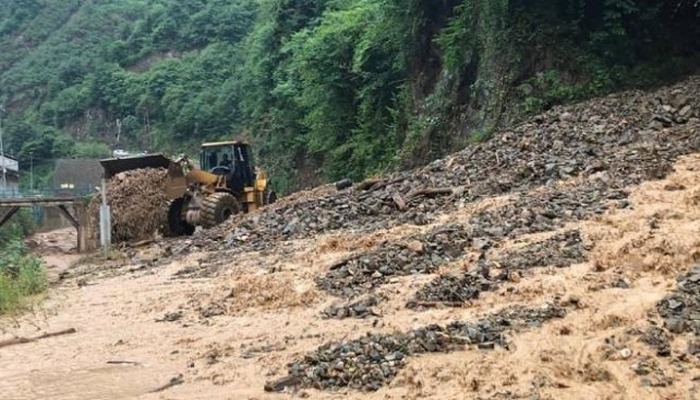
left=321, top=296, right=383, bottom=320
left=406, top=230, right=586, bottom=308
left=490, top=230, right=587, bottom=270
left=265, top=304, right=566, bottom=392
left=657, top=265, right=700, bottom=335
left=315, top=185, right=597, bottom=300
left=316, top=223, right=470, bottom=298
left=407, top=271, right=492, bottom=308
left=469, top=179, right=628, bottom=240
left=182, top=76, right=699, bottom=257
left=640, top=326, right=672, bottom=357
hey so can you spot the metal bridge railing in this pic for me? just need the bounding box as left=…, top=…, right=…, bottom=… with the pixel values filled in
left=0, top=186, right=96, bottom=200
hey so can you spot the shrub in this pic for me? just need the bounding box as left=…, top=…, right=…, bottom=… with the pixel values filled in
left=0, top=237, right=47, bottom=314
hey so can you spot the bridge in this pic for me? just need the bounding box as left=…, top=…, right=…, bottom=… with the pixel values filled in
left=0, top=188, right=97, bottom=253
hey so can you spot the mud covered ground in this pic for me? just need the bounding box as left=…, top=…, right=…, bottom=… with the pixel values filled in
left=1, top=76, right=700, bottom=400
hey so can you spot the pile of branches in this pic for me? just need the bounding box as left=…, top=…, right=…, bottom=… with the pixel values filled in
left=88, top=168, right=170, bottom=242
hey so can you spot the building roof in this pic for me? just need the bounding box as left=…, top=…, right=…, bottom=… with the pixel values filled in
left=53, top=159, right=104, bottom=189
left=201, top=140, right=248, bottom=147
left=0, top=155, right=19, bottom=172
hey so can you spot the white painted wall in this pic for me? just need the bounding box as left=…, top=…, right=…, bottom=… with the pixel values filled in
left=0, top=155, right=19, bottom=172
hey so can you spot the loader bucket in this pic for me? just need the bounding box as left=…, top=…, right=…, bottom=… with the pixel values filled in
left=99, top=153, right=188, bottom=199
left=100, top=153, right=174, bottom=180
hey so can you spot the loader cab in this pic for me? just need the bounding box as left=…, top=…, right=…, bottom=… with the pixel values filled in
left=200, top=141, right=256, bottom=194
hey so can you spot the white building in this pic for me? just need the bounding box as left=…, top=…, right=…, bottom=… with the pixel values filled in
left=0, top=154, right=19, bottom=190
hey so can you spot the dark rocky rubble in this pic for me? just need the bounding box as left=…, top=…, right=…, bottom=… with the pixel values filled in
left=490, top=230, right=587, bottom=271
left=321, top=296, right=383, bottom=320
left=168, top=77, right=699, bottom=259
left=265, top=303, right=566, bottom=392
left=407, top=270, right=492, bottom=309
left=657, top=265, right=700, bottom=335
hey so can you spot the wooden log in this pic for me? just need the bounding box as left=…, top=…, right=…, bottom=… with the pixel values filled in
left=407, top=187, right=455, bottom=200
left=151, top=374, right=184, bottom=393
left=356, top=178, right=382, bottom=191
left=358, top=176, right=410, bottom=194
left=107, top=360, right=141, bottom=366
left=328, top=254, right=362, bottom=271
left=405, top=300, right=465, bottom=309
left=0, top=328, right=77, bottom=349
left=130, top=239, right=155, bottom=248
left=264, top=375, right=301, bottom=392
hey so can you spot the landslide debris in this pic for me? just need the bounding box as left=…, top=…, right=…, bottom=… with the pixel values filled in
left=315, top=176, right=605, bottom=299
left=407, top=270, right=491, bottom=309
left=491, top=230, right=587, bottom=271
left=406, top=230, right=587, bottom=308
left=265, top=303, right=566, bottom=392
left=657, top=265, right=700, bottom=335
left=88, top=168, right=170, bottom=242
left=315, top=223, right=469, bottom=298
left=321, top=296, right=383, bottom=320
left=180, top=76, right=699, bottom=257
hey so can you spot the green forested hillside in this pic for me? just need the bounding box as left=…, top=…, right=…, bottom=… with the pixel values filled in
left=1, top=0, right=699, bottom=192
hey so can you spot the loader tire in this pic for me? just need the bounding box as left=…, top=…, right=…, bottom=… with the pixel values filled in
left=201, top=192, right=240, bottom=228
left=161, top=197, right=195, bottom=237
left=264, top=189, right=277, bottom=205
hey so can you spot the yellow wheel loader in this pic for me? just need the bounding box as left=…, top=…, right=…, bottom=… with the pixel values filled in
left=99, top=141, right=277, bottom=237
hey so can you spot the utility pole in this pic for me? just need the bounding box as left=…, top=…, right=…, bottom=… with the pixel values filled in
left=30, top=151, right=34, bottom=192
left=0, top=105, right=6, bottom=189
left=99, top=178, right=111, bottom=253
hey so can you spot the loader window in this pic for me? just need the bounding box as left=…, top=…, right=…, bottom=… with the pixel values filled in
left=202, top=146, right=235, bottom=173
left=207, top=152, right=218, bottom=170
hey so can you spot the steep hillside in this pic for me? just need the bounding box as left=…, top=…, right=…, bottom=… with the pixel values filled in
left=1, top=0, right=699, bottom=192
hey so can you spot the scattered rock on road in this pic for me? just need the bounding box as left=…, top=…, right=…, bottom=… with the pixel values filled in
left=267, top=303, right=566, bottom=392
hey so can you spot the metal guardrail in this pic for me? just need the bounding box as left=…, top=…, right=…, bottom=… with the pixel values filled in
left=0, top=186, right=96, bottom=200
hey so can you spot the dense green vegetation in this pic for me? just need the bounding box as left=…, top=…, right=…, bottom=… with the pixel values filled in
left=1, top=0, right=699, bottom=193
left=0, top=235, right=46, bottom=314
left=0, top=209, right=35, bottom=244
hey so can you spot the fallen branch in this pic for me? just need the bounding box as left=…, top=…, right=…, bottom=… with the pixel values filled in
left=407, top=187, right=455, bottom=200
left=358, top=176, right=410, bottom=196
left=355, top=178, right=382, bottom=191
left=264, top=375, right=301, bottom=393
left=129, top=239, right=155, bottom=248
left=151, top=374, right=184, bottom=393
left=0, top=328, right=77, bottom=349
left=107, top=360, right=142, bottom=366
left=328, top=254, right=363, bottom=271
left=405, top=301, right=466, bottom=309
